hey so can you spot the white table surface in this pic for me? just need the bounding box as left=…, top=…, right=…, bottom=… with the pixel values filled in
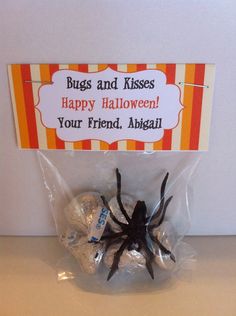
left=1, top=236, right=236, bottom=316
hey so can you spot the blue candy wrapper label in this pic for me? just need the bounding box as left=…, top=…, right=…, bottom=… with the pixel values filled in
left=88, top=207, right=110, bottom=242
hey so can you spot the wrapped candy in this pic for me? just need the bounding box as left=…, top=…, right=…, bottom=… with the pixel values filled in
left=60, top=169, right=176, bottom=280
left=107, top=195, right=135, bottom=232
left=62, top=193, right=105, bottom=274
left=67, top=236, right=104, bottom=274
left=64, top=192, right=103, bottom=234
left=104, top=243, right=146, bottom=271
left=152, top=222, right=176, bottom=270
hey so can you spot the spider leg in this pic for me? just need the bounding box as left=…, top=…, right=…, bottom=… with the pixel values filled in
left=156, top=238, right=176, bottom=262
left=105, top=236, right=125, bottom=252
left=157, top=196, right=173, bottom=226
left=149, top=231, right=175, bottom=263
left=148, top=172, right=169, bottom=223
left=116, top=168, right=131, bottom=224
left=101, top=231, right=127, bottom=241
left=148, top=196, right=173, bottom=230
left=139, top=239, right=155, bottom=280
left=101, top=195, right=127, bottom=230
left=107, top=238, right=130, bottom=281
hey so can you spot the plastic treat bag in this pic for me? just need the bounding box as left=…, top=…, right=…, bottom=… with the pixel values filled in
left=8, top=63, right=215, bottom=292
left=38, top=150, right=199, bottom=292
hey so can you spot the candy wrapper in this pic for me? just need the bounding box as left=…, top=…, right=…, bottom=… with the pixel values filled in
left=38, top=151, right=199, bottom=292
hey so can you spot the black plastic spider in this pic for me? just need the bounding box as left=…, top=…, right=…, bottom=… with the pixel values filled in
left=100, top=168, right=175, bottom=281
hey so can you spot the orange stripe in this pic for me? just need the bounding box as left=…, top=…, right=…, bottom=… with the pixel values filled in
left=39, top=64, right=57, bottom=149
left=190, top=64, right=205, bottom=149
left=73, top=141, right=83, bottom=150
left=98, top=64, right=108, bottom=71
left=156, top=64, right=166, bottom=73
left=153, top=139, right=163, bottom=150
left=100, top=141, right=109, bottom=150
left=68, top=64, right=79, bottom=71
left=180, top=64, right=196, bottom=150
left=162, top=64, right=176, bottom=150
left=49, top=64, right=65, bottom=149
left=127, top=140, right=136, bottom=151
left=153, top=64, right=166, bottom=149
left=127, top=64, right=137, bottom=72
left=21, top=65, right=39, bottom=148
left=11, top=65, right=30, bottom=148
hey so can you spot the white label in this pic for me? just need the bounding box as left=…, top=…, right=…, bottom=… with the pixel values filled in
left=37, top=68, right=183, bottom=143
left=88, top=207, right=110, bottom=242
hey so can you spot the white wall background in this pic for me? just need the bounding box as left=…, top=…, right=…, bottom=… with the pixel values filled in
left=0, top=0, right=236, bottom=236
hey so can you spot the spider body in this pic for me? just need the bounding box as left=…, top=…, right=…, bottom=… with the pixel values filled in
left=100, top=168, right=175, bottom=281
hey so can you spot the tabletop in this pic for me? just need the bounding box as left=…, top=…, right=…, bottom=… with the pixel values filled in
left=1, top=236, right=236, bottom=316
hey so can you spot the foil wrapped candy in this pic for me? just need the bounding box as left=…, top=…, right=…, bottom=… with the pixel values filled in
left=62, top=192, right=105, bottom=274
left=64, top=192, right=104, bottom=234
left=61, top=185, right=176, bottom=279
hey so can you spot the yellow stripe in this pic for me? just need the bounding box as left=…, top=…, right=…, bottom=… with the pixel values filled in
left=88, top=64, right=98, bottom=72
left=91, top=140, right=100, bottom=150
left=59, top=64, right=69, bottom=70
left=144, top=143, right=154, bottom=151
left=64, top=142, right=74, bottom=150
left=171, top=64, right=185, bottom=150
left=117, top=64, right=127, bottom=72
left=146, top=64, right=156, bottom=70
left=118, top=140, right=127, bottom=151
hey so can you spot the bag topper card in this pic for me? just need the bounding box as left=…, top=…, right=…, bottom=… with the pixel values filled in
left=8, top=64, right=215, bottom=151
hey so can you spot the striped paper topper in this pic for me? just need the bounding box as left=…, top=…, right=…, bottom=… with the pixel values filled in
left=8, top=64, right=215, bottom=151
